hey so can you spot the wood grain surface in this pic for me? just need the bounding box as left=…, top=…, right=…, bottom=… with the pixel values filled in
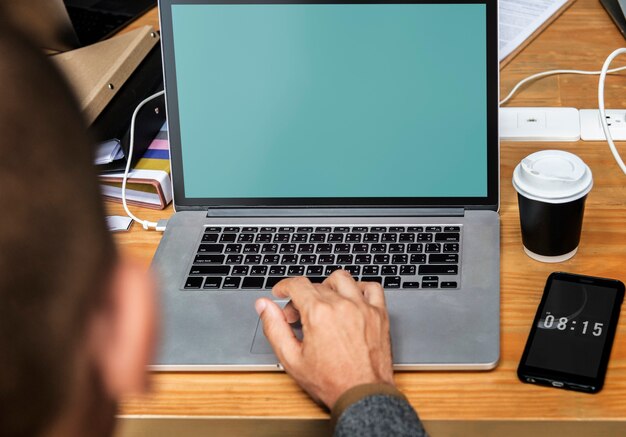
left=112, top=0, right=626, bottom=423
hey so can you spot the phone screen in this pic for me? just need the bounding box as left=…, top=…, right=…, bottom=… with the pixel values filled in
left=518, top=273, right=624, bottom=392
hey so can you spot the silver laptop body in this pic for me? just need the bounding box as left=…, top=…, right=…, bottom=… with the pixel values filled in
left=153, top=0, right=500, bottom=371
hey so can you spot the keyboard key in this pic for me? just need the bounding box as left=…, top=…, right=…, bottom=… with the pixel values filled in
left=344, top=265, right=361, bottom=276
left=319, top=254, right=336, bottom=264
left=203, top=277, right=222, bottom=289
left=225, top=244, right=242, bottom=254
left=328, top=233, right=344, bottom=243
left=310, top=233, right=326, bottom=243
left=389, top=226, right=405, bottom=232
left=363, top=233, right=379, bottom=243
left=410, top=254, right=427, bottom=264
left=381, top=233, right=397, bottom=242
left=194, top=254, right=225, bottom=264
left=422, top=276, right=439, bottom=282
left=279, top=226, right=295, bottom=232
left=419, top=265, right=458, bottom=275
left=265, top=277, right=286, bottom=288
left=232, top=266, right=250, bottom=275
left=389, top=244, right=405, bottom=253
left=307, top=266, right=324, bottom=276
left=417, top=233, right=433, bottom=242
left=243, top=244, right=260, bottom=254
left=292, top=233, right=308, bottom=243
left=429, top=254, right=459, bottom=264
left=373, top=254, right=390, bottom=264
left=407, top=226, right=423, bottom=232
left=281, top=255, right=298, bottom=264
left=202, top=233, right=219, bottom=243
left=441, top=281, right=458, bottom=288
left=399, top=233, right=415, bottom=242
left=263, top=255, right=280, bottom=265
left=297, top=227, right=313, bottom=232
left=370, top=244, right=387, bottom=253
left=346, top=233, right=361, bottom=243
left=243, top=227, right=259, bottom=233
left=403, top=281, right=420, bottom=289
left=237, top=234, right=254, bottom=243
left=244, top=255, right=262, bottom=264
left=189, top=265, right=230, bottom=276
left=222, top=277, right=241, bottom=289
left=435, top=233, right=460, bottom=242
left=353, top=244, right=368, bottom=253
left=315, top=227, right=332, bottom=232
left=224, top=227, right=240, bottom=233
left=269, top=266, right=287, bottom=276
left=444, top=226, right=460, bottom=232
left=384, top=276, right=401, bottom=288
left=363, top=265, right=379, bottom=275
left=184, top=277, right=203, bottom=289
left=371, top=226, right=387, bottom=232
left=334, top=244, right=350, bottom=253
left=352, top=226, right=368, bottom=232
left=274, top=234, right=290, bottom=243
left=256, top=234, right=272, bottom=243
left=225, top=255, right=243, bottom=264
left=334, top=226, right=350, bottom=232
left=355, top=254, right=372, bottom=264
left=392, top=254, right=408, bottom=264
left=220, top=233, right=237, bottom=243
left=400, top=265, right=416, bottom=275
left=316, top=244, right=333, bottom=253
left=337, top=254, right=354, bottom=264
left=242, top=277, right=264, bottom=289
left=298, top=244, right=315, bottom=254
left=279, top=244, right=296, bottom=254
left=422, top=281, right=439, bottom=288
left=325, top=265, right=342, bottom=275
left=426, top=226, right=442, bottom=232
left=300, top=254, right=317, bottom=264
left=361, top=276, right=383, bottom=284
left=261, top=227, right=277, bottom=232
left=381, top=265, right=398, bottom=275
left=443, top=243, right=460, bottom=253
left=250, top=265, right=267, bottom=275
left=198, top=243, right=224, bottom=253
left=288, top=265, right=305, bottom=276
left=204, top=226, right=222, bottom=233
left=425, top=243, right=441, bottom=253
left=309, top=277, right=326, bottom=283
left=407, top=244, right=423, bottom=253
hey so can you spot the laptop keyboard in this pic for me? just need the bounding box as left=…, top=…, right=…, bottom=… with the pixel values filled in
left=183, top=225, right=462, bottom=290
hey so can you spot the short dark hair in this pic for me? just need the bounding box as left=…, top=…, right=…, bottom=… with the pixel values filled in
left=0, top=20, right=116, bottom=437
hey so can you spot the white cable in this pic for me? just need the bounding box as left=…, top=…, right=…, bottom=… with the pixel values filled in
left=122, top=90, right=166, bottom=230
left=598, top=49, right=626, bottom=175
left=500, top=65, right=626, bottom=106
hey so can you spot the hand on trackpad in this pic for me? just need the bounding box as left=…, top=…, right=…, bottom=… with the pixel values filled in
left=250, top=300, right=302, bottom=354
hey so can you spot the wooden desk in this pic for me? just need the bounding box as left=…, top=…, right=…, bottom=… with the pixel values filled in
left=112, top=0, right=626, bottom=435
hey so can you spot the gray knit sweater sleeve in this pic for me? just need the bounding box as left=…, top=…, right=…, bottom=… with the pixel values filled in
left=334, top=394, right=427, bottom=437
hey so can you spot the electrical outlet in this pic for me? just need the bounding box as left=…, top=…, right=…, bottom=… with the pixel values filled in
left=500, top=107, right=580, bottom=141
left=579, top=109, right=626, bottom=141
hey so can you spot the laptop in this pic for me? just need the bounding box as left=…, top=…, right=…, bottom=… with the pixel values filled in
left=153, top=0, right=500, bottom=370
left=4, top=0, right=156, bottom=52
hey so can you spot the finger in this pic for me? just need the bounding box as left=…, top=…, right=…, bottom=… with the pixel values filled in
left=272, top=277, right=320, bottom=310
left=255, top=298, right=301, bottom=366
left=282, top=301, right=301, bottom=324
left=358, top=281, right=387, bottom=310
left=322, top=269, right=363, bottom=301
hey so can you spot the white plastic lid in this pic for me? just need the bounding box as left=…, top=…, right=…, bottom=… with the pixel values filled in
left=512, top=150, right=593, bottom=204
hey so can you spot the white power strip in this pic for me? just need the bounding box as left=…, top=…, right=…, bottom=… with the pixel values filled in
left=500, top=107, right=580, bottom=141
left=580, top=109, right=626, bottom=141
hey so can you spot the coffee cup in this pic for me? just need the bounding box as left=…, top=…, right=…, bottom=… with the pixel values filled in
left=512, top=150, right=593, bottom=263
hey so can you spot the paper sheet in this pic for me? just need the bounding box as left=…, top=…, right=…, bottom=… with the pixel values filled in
left=499, top=0, right=570, bottom=61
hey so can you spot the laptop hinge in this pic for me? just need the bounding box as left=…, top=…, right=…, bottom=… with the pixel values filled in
left=205, top=207, right=465, bottom=218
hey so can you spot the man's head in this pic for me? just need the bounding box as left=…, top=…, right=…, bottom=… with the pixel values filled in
left=0, top=20, right=156, bottom=437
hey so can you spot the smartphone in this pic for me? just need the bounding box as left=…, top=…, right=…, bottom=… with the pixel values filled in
left=518, top=272, right=625, bottom=393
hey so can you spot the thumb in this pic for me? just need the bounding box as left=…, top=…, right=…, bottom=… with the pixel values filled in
left=255, top=298, right=301, bottom=368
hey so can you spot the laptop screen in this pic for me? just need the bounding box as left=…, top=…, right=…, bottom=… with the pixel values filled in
left=163, top=1, right=498, bottom=208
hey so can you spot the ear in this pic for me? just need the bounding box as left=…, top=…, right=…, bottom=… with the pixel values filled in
left=89, top=259, right=157, bottom=398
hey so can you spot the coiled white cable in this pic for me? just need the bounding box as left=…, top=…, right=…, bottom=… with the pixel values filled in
left=598, top=48, right=626, bottom=175
left=122, top=90, right=166, bottom=230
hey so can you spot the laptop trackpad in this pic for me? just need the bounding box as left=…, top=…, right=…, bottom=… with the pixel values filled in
left=251, top=300, right=303, bottom=354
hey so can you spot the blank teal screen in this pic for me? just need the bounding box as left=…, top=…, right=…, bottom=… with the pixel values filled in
left=171, top=4, right=487, bottom=199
